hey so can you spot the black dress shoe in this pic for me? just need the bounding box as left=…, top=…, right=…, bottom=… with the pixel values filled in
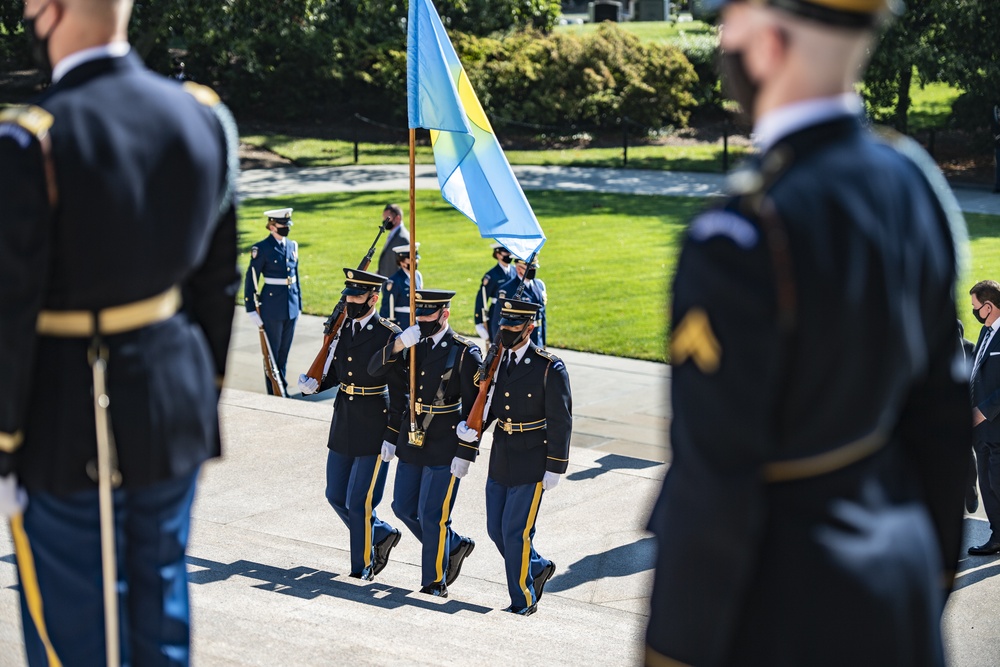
left=532, top=562, right=556, bottom=602
left=419, top=582, right=449, bottom=598
left=502, top=603, right=537, bottom=616
left=968, top=539, right=1000, bottom=555
left=372, top=529, right=401, bottom=576
left=349, top=569, right=374, bottom=581
left=445, top=537, right=475, bottom=586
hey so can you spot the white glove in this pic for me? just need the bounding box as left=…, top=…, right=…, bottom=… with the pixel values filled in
left=298, top=373, right=319, bottom=395
left=542, top=471, right=561, bottom=491
left=398, top=324, right=421, bottom=348
left=475, top=323, right=489, bottom=340
left=456, top=420, right=478, bottom=443
left=248, top=311, right=264, bottom=328
left=0, top=474, right=27, bottom=518
left=450, top=457, right=471, bottom=479
left=381, top=441, right=396, bottom=462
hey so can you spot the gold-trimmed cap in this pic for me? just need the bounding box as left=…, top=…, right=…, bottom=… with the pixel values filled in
left=342, top=268, right=387, bottom=296
left=414, top=289, right=456, bottom=316
left=499, top=298, right=541, bottom=327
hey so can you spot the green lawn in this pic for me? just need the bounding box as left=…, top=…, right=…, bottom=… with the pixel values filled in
left=239, top=192, right=1000, bottom=362
left=553, top=18, right=715, bottom=42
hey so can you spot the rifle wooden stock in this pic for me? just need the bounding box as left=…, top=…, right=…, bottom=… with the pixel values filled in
left=304, top=304, right=346, bottom=384
left=466, top=341, right=504, bottom=435
left=250, top=267, right=288, bottom=397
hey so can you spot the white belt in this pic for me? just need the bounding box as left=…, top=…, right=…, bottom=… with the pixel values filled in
left=395, top=306, right=410, bottom=313
left=263, top=276, right=297, bottom=286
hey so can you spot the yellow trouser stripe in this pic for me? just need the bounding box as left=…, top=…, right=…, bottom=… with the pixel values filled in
left=363, top=458, right=384, bottom=570
left=518, top=483, right=544, bottom=606
left=10, top=515, right=63, bottom=667
left=434, top=476, right=458, bottom=583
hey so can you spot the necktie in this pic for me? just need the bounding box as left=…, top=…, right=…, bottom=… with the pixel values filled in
left=505, top=351, right=515, bottom=376
left=974, top=327, right=993, bottom=378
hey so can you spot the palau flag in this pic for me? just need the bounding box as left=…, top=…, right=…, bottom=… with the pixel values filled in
left=407, top=0, right=546, bottom=260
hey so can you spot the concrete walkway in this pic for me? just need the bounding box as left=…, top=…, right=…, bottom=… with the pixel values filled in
left=237, top=164, right=1000, bottom=216
left=1, top=165, right=999, bottom=666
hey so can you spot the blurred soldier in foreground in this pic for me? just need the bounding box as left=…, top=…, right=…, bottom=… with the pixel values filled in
left=458, top=299, right=571, bottom=614
left=646, top=0, right=972, bottom=664
left=244, top=208, right=302, bottom=395
left=0, top=0, right=239, bottom=664
left=298, top=269, right=404, bottom=580
left=474, top=242, right=514, bottom=342
left=369, top=289, right=482, bottom=598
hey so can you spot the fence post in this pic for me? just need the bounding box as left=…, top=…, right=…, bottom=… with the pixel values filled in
left=353, top=114, right=360, bottom=164
left=622, top=116, right=629, bottom=169
left=722, top=116, right=730, bottom=173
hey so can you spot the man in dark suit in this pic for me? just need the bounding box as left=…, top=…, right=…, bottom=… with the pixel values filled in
left=645, top=0, right=971, bottom=664
left=244, top=207, right=302, bottom=395
left=490, top=258, right=547, bottom=347
left=0, top=0, right=239, bottom=664
left=970, top=280, right=1000, bottom=554
left=458, top=298, right=571, bottom=615
left=369, top=289, right=483, bottom=597
left=376, top=203, right=409, bottom=278
left=298, top=269, right=404, bottom=580
left=474, top=243, right=514, bottom=341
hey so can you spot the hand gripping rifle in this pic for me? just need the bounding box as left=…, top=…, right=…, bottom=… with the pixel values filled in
left=251, top=268, right=288, bottom=397
left=465, top=251, right=537, bottom=436
left=303, top=218, right=393, bottom=384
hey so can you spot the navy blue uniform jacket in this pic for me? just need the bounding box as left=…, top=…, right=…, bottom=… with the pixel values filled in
left=0, top=52, right=239, bottom=494
left=319, top=316, right=403, bottom=457
left=483, top=343, right=572, bottom=487
left=474, top=263, right=513, bottom=328
left=243, top=236, right=301, bottom=320
left=647, top=116, right=971, bottom=665
left=490, top=275, right=547, bottom=346
left=369, top=329, right=483, bottom=467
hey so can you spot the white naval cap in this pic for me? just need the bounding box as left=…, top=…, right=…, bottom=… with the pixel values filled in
left=264, top=208, right=293, bottom=224
left=393, top=242, right=420, bottom=255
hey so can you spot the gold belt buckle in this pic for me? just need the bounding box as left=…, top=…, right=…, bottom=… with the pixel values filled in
left=502, top=421, right=514, bottom=435
left=415, top=401, right=424, bottom=415
left=343, top=384, right=355, bottom=396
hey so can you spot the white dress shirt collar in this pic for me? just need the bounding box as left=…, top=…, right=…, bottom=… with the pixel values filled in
left=53, top=41, right=130, bottom=84
left=752, top=92, right=863, bottom=153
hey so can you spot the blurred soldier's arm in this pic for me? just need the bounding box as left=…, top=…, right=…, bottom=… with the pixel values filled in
left=0, top=112, right=54, bottom=478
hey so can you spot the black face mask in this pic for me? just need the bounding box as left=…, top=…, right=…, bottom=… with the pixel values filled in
left=499, top=327, right=525, bottom=349
left=346, top=298, right=373, bottom=320
left=24, top=1, right=58, bottom=83
left=718, top=51, right=758, bottom=122
left=418, top=317, right=442, bottom=339
left=275, top=226, right=290, bottom=237
left=498, top=254, right=512, bottom=265
left=974, top=304, right=990, bottom=324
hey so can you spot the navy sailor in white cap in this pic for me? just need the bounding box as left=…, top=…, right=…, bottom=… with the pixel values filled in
left=244, top=207, right=302, bottom=395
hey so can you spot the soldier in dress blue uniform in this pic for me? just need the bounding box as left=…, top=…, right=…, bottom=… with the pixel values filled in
left=474, top=243, right=514, bottom=342
left=298, top=269, right=404, bottom=580
left=244, top=207, right=302, bottom=395
left=489, top=258, right=547, bottom=347
left=368, top=289, right=483, bottom=597
left=646, top=0, right=971, bottom=664
left=0, top=0, right=239, bottom=664
left=457, top=299, right=571, bottom=615
left=380, top=243, right=423, bottom=326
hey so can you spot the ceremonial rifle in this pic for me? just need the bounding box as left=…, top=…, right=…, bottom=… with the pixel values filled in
left=303, top=218, right=393, bottom=384
left=465, top=251, right=537, bottom=436
left=251, top=267, right=288, bottom=397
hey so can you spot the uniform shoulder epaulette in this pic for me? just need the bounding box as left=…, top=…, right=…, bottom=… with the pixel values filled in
left=451, top=333, right=478, bottom=349
left=534, top=347, right=561, bottom=363
left=378, top=317, right=402, bottom=334
left=182, top=81, right=221, bottom=107
left=0, top=105, right=54, bottom=141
